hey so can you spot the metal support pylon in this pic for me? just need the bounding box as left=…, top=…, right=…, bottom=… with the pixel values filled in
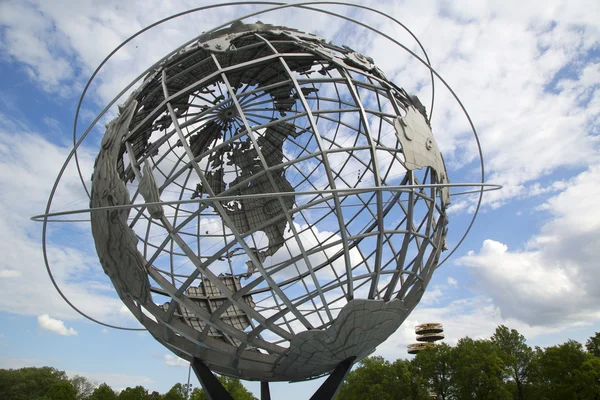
left=191, top=358, right=234, bottom=400
left=309, top=357, right=355, bottom=400
left=191, top=357, right=355, bottom=400
left=261, top=381, right=271, bottom=400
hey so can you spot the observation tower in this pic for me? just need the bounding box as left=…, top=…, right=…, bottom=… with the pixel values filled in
left=407, top=323, right=444, bottom=354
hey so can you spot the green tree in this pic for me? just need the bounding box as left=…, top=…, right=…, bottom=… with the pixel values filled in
left=222, top=377, right=257, bottom=400
left=89, top=383, right=118, bottom=400
left=148, top=391, right=163, bottom=400
left=46, top=381, right=77, bottom=400
left=451, top=337, right=511, bottom=400
left=392, top=359, right=430, bottom=400
left=575, top=356, right=600, bottom=399
left=337, top=356, right=397, bottom=400
left=491, top=325, right=533, bottom=400
left=164, top=383, right=186, bottom=400
left=70, top=375, right=97, bottom=400
left=337, top=356, right=427, bottom=400
left=412, top=343, right=454, bottom=400
left=189, top=387, right=202, bottom=400
left=530, top=340, right=589, bottom=400
left=118, top=386, right=149, bottom=400
left=586, top=332, right=600, bottom=357
left=0, top=366, right=69, bottom=400
left=189, top=376, right=256, bottom=400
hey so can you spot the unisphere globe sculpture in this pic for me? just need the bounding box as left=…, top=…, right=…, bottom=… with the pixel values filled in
left=32, top=4, right=503, bottom=396
left=90, top=21, right=450, bottom=382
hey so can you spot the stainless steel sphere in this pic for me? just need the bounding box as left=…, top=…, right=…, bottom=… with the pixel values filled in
left=90, top=21, right=450, bottom=381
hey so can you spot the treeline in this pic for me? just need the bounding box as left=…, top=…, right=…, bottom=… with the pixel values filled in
left=0, top=367, right=256, bottom=400
left=337, top=326, right=600, bottom=400
left=2, top=326, right=598, bottom=400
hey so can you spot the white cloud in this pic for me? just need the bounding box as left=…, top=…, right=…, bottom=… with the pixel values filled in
left=0, top=270, right=21, bottom=278
left=1, top=0, right=597, bottom=211
left=0, top=0, right=352, bottom=106
left=361, top=1, right=600, bottom=210
left=458, top=164, right=600, bottom=326
left=420, top=284, right=444, bottom=306
left=0, top=117, right=140, bottom=327
left=375, top=294, right=580, bottom=361
left=0, top=2, right=83, bottom=96
left=163, top=354, right=189, bottom=368
left=37, top=314, right=78, bottom=336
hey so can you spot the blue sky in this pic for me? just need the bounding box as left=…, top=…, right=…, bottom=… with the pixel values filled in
left=0, top=0, right=599, bottom=398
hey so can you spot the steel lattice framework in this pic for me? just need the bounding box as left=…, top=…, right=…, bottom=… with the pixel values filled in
left=82, top=21, right=449, bottom=380
left=34, top=3, right=500, bottom=386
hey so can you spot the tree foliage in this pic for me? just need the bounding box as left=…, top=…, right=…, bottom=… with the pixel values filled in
left=336, top=356, right=431, bottom=400
left=0, top=366, right=68, bottom=400
left=338, top=327, right=600, bottom=400
left=148, top=391, right=164, bottom=400
left=2, top=329, right=600, bottom=400
left=70, top=375, right=97, bottom=400
left=491, top=325, right=533, bottom=400
left=89, top=383, right=118, bottom=400
left=190, top=376, right=257, bottom=400
left=46, top=381, right=77, bottom=400
left=587, top=332, right=600, bottom=358
left=118, top=386, right=150, bottom=400
left=528, top=340, right=600, bottom=400
left=452, top=337, right=511, bottom=400
left=412, top=343, right=454, bottom=400
left=164, top=383, right=187, bottom=400
left=337, top=356, right=392, bottom=400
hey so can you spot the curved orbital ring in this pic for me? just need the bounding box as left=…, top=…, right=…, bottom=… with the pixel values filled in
left=36, top=1, right=500, bottom=332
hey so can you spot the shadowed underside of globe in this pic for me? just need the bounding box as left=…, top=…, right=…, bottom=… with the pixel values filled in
left=90, top=21, right=450, bottom=381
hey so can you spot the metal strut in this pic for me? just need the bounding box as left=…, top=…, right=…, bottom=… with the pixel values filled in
left=191, top=358, right=234, bottom=400
left=261, top=381, right=271, bottom=400
left=191, top=357, right=355, bottom=400
left=309, top=357, right=355, bottom=400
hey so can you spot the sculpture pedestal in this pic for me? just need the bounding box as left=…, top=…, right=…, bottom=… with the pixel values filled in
left=192, top=357, right=355, bottom=400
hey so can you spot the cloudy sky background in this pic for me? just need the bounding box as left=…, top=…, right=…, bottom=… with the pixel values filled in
left=0, top=0, right=599, bottom=397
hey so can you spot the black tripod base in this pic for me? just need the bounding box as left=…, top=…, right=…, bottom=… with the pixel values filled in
left=192, top=357, right=356, bottom=400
